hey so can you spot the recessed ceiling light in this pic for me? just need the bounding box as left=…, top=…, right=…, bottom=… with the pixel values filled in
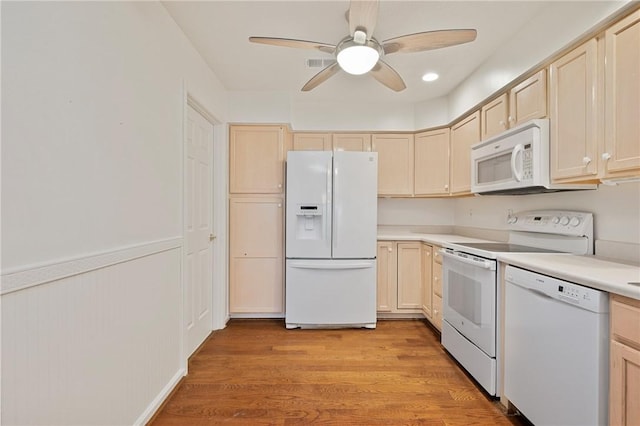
left=422, top=72, right=439, bottom=82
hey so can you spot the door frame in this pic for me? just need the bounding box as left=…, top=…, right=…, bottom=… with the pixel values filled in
left=181, top=88, right=228, bottom=372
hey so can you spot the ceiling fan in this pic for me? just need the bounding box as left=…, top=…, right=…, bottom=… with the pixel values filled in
left=249, top=0, right=477, bottom=92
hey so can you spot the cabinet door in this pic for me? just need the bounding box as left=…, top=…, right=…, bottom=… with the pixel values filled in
left=376, top=241, right=396, bottom=312
left=509, top=69, right=548, bottom=126
left=421, top=244, right=433, bottom=318
left=397, top=243, right=422, bottom=310
left=432, top=295, right=443, bottom=331
left=481, top=93, right=508, bottom=140
left=229, top=197, right=284, bottom=313
left=333, top=133, right=372, bottom=152
left=292, top=133, right=332, bottom=151
left=414, top=129, right=450, bottom=196
left=610, top=341, right=640, bottom=426
left=450, top=111, right=480, bottom=195
left=229, top=125, right=284, bottom=194
left=604, top=10, right=640, bottom=178
left=372, top=134, right=415, bottom=196
left=550, top=39, right=599, bottom=181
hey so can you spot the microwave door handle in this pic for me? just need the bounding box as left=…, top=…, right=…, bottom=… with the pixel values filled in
left=510, top=144, right=524, bottom=182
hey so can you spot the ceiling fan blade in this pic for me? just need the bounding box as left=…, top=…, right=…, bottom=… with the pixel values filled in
left=370, top=60, right=406, bottom=92
left=382, top=29, right=477, bottom=55
left=249, top=37, right=335, bottom=54
left=348, top=0, right=379, bottom=38
left=301, top=62, right=341, bottom=91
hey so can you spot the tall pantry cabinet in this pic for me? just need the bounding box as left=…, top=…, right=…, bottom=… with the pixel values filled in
left=228, top=125, right=287, bottom=314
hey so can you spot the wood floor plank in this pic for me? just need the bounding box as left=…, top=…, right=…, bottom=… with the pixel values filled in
left=149, top=319, right=528, bottom=425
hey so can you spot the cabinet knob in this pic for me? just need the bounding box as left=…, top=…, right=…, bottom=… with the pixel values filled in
left=388, top=247, right=392, bottom=252
left=499, top=120, right=506, bottom=128
left=277, top=183, right=282, bottom=188
left=278, top=203, right=282, bottom=208
left=444, top=184, right=449, bottom=190
left=508, top=116, right=515, bottom=123
left=602, top=153, right=611, bottom=161
left=582, top=156, right=592, bottom=165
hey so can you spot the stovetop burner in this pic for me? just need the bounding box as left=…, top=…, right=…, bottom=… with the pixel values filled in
left=450, top=242, right=560, bottom=254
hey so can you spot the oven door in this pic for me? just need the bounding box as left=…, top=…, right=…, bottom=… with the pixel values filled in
left=441, top=250, right=497, bottom=357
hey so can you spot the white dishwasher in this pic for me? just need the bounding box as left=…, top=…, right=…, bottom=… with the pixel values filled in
left=504, top=265, right=609, bottom=426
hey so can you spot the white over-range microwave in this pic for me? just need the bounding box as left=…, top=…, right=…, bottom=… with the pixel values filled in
left=471, top=119, right=597, bottom=195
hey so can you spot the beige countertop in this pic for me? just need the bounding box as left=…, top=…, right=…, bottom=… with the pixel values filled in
left=377, top=229, right=640, bottom=300
left=377, top=231, right=491, bottom=246
left=498, top=253, right=640, bottom=301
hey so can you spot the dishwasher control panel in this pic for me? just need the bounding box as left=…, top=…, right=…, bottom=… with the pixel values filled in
left=505, top=265, right=608, bottom=313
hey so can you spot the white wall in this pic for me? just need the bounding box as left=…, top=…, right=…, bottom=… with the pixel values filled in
left=1, top=2, right=228, bottom=424
left=454, top=183, right=640, bottom=247
left=378, top=198, right=455, bottom=227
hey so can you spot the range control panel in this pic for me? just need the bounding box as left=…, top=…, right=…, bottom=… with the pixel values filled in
left=506, top=210, right=593, bottom=237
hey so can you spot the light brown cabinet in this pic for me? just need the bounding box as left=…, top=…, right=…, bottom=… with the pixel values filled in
left=550, top=39, right=599, bottom=182
left=603, top=10, right=640, bottom=179
left=509, top=69, right=548, bottom=127
left=376, top=241, right=422, bottom=314
left=292, top=132, right=332, bottom=151
left=431, top=245, right=443, bottom=331
left=414, top=128, right=450, bottom=196
left=610, top=294, right=640, bottom=426
left=397, top=243, right=423, bottom=310
left=229, top=197, right=284, bottom=314
left=333, top=133, right=372, bottom=152
left=376, top=241, right=396, bottom=312
left=481, top=94, right=509, bottom=140
left=373, top=134, right=415, bottom=196
left=450, top=111, right=480, bottom=196
left=480, top=70, right=548, bottom=141
left=421, top=244, right=433, bottom=318
left=229, top=125, right=285, bottom=194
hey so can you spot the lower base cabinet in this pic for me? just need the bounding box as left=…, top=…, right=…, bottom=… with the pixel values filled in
left=610, top=294, right=640, bottom=425
left=376, top=241, right=422, bottom=314
left=229, top=197, right=284, bottom=314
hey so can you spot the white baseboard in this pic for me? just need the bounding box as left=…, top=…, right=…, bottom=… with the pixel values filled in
left=134, top=367, right=186, bottom=426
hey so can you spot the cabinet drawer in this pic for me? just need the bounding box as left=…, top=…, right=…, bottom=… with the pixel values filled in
left=433, top=246, right=443, bottom=264
left=433, top=295, right=443, bottom=331
left=433, top=262, right=442, bottom=297
left=612, top=295, right=640, bottom=348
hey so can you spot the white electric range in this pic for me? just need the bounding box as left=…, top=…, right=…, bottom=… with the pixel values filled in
left=439, top=210, right=594, bottom=397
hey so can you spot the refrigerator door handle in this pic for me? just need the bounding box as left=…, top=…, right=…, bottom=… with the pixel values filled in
left=288, top=260, right=374, bottom=270
left=326, top=157, right=332, bottom=245
left=332, top=160, right=338, bottom=251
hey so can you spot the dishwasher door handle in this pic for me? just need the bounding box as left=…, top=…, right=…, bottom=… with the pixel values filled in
left=440, top=250, right=496, bottom=270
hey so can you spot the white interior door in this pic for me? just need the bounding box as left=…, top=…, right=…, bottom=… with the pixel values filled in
left=185, top=104, right=214, bottom=356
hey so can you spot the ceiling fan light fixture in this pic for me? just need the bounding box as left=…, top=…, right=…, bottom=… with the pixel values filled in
left=336, top=38, right=381, bottom=75
left=422, top=72, right=439, bottom=82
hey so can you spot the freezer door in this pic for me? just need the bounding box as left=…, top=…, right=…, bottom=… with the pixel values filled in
left=332, top=151, right=378, bottom=259
left=286, top=151, right=332, bottom=258
left=285, top=259, right=377, bottom=328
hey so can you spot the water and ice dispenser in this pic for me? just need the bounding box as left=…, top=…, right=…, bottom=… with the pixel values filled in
left=293, top=204, right=325, bottom=240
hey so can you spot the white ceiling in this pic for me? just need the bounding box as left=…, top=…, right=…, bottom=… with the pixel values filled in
left=163, top=1, right=551, bottom=104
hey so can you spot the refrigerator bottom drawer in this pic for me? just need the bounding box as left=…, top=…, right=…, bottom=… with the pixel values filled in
left=285, top=259, right=377, bottom=328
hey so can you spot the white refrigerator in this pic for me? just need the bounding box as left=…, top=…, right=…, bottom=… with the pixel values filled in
left=285, top=150, right=378, bottom=329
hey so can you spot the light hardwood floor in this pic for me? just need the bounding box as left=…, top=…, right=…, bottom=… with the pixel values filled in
left=150, top=319, right=529, bottom=425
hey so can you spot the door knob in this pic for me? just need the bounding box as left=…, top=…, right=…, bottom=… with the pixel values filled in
left=209, top=234, right=217, bottom=241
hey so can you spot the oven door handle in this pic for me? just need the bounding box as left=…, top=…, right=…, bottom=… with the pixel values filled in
left=440, top=250, right=496, bottom=270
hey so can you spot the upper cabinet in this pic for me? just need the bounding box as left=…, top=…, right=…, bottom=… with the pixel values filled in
left=481, top=70, right=548, bottom=140
left=333, top=133, right=372, bottom=152
left=603, top=10, right=640, bottom=179
left=292, top=133, right=332, bottom=151
left=550, top=39, right=599, bottom=182
left=229, top=125, right=285, bottom=194
left=373, top=133, right=415, bottom=196
left=509, top=69, right=548, bottom=127
left=450, top=111, right=480, bottom=195
left=414, top=128, right=450, bottom=196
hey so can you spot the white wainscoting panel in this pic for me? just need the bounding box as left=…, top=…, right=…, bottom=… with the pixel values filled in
left=1, top=247, right=182, bottom=425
